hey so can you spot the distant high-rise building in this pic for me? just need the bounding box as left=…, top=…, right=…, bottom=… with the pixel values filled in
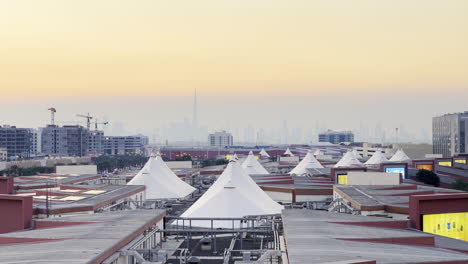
left=29, top=128, right=41, bottom=156
left=103, top=135, right=149, bottom=155
left=88, top=130, right=105, bottom=155
left=41, top=125, right=89, bottom=157
left=0, top=125, right=32, bottom=159
left=0, top=147, right=7, bottom=161
left=319, top=130, right=354, bottom=144
left=433, top=111, right=468, bottom=157
left=208, top=131, right=233, bottom=147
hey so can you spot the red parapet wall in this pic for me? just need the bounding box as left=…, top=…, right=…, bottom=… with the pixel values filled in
left=0, top=177, right=14, bottom=194
left=409, top=193, right=468, bottom=230
left=0, top=195, right=33, bottom=234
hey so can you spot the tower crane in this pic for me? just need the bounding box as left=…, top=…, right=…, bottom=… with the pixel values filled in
left=94, top=119, right=109, bottom=131
left=76, top=113, right=93, bottom=130
left=47, top=107, right=56, bottom=125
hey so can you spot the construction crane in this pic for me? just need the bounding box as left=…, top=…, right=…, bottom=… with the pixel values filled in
left=94, top=119, right=109, bottom=131
left=76, top=113, right=93, bottom=130
left=47, top=107, right=56, bottom=125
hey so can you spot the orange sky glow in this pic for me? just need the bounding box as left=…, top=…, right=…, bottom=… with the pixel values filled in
left=1, top=0, right=467, bottom=97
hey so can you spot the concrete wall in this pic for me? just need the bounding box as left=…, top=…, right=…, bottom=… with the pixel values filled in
left=56, top=165, right=98, bottom=175
left=347, top=171, right=400, bottom=185
left=265, top=190, right=292, bottom=203
left=279, top=156, right=300, bottom=163
left=165, top=161, right=192, bottom=169
left=296, top=195, right=330, bottom=202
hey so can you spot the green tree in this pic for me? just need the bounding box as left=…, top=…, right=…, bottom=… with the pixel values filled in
left=452, top=179, right=468, bottom=192
left=416, top=169, right=440, bottom=187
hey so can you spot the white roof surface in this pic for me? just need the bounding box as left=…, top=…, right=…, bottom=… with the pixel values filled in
left=290, top=151, right=324, bottom=175
left=180, top=159, right=283, bottom=227
left=334, top=151, right=363, bottom=168
left=284, top=147, right=295, bottom=156
left=259, top=148, right=271, bottom=158
left=127, top=153, right=196, bottom=199
left=365, top=150, right=389, bottom=165
left=389, top=149, right=411, bottom=162
left=242, top=151, right=269, bottom=175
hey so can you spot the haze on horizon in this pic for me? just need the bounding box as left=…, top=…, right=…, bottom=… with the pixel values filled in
left=1, top=1, right=467, bottom=144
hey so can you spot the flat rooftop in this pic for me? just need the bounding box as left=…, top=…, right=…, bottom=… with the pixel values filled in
left=282, top=209, right=468, bottom=264
left=11, top=174, right=146, bottom=215
left=334, top=184, right=463, bottom=213
left=0, top=209, right=165, bottom=264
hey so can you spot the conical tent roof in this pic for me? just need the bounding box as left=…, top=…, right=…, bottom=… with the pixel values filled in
left=242, top=151, right=269, bottom=175
left=313, top=149, right=324, bottom=156
left=259, top=148, right=270, bottom=158
left=390, top=149, right=411, bottom=162
left=283, top=148, right=294, bottom=156
left=334, top=151, right=363, bottom=168
left=290, top=151, right=324, bottom=175
left=365, top=150, right=389, bottom=165
left=180, top=160, right=283, bottom=228
left=127, top=153, right=196, bottom=199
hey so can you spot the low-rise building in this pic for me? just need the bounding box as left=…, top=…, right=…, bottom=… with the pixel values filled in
left=319, top=130, right=354, bottom=144
left=208, top=130, right=233, bottom=147
left=103, top=135, right=149, bottom=155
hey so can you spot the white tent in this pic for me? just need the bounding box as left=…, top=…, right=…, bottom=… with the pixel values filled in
left=352, top=149, right=362, bottom=159
left=365, top=150, right=389, bottom=165
left=334, top=151, right=363, bottom=168
left=242, top=151, right=269, bottom=175
left=180, top=159, right=283, bottom=228
left=259, top=148, right=271, bottom=158
left=283, top=148, right=294, bottom=156
left=390, top=149, right=411, bottom=162
left=127, top=153, right=196, bottom=199
left=313, top=149, right=324, bottom=156
left=290, top=150, right=324, bottom=175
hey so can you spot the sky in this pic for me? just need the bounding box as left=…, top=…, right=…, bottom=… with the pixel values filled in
left=1, top=1, right=467, bottom=143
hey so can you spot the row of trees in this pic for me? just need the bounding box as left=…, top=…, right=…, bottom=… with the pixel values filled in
left=0, top=166, right=54, bottom=177
left=415, top=169, right=468, bottom=192
left=416, top=169, right=440, bottom=187
left=92, top=155, right=148, bottom=172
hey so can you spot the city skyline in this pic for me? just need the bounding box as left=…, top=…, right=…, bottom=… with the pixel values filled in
left=1, top=92, right=465, bottom=144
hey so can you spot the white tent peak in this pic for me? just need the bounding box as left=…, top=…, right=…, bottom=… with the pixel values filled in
left=313, top=149, right=324, bottom=156
left=284, top=148, right=294, bottom=156
left=259, top=148, right=270, bottom=158
left=390, top=149, right=411, bottom=162
left=365, top=150, right=388, bottom=165
left=180, top=160, right=282, bottom=227
left=242, top=151, right=269, bottom=175
left=290, top=151, right=324, bottom=175
left=334, top=151, right=363, bottom=168
left=127, top=155, right=195, bottom=199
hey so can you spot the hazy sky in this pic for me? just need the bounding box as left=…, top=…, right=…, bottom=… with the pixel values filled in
left=1, top=1, right=467, bottom=143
